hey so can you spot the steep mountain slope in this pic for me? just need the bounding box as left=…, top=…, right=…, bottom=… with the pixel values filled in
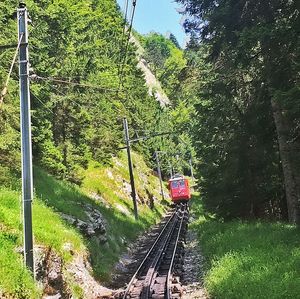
left=0, top=152, right=169, bottom=298
left=130, top=34, right=170, bottom=106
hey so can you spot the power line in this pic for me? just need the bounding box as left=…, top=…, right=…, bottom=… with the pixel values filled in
left=31, top=87, right=114, bottom=128
left=118, top=0, right=137, bottom=90
left=31, top=74, right=123, bottom=93
left=50, top=87, right=114, bottom=127
left=0, top=43, right=19, bottom=51
left=0, top=33, right=24, bottom=107
left=130, top=130, right=175, bottom=143
left=31, top=92, right=53, bottom=114
left=33, top=76, right=126, bottom=121
left=117, top=0, right=130, bottom=76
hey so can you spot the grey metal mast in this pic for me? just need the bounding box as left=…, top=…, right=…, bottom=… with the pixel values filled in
left=123, top=118, right=138, bottom=220
left=155, top=151, right=165, bottom=201
left=18, top=3, right=34, bottom=273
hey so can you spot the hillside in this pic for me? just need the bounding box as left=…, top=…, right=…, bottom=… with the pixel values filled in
left=0, top=151, right=169, bottom=298
left=130, top=33, right=170, bottom=107
left=0, top=0, right=190, bottom=297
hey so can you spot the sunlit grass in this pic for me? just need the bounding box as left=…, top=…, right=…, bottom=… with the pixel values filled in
left=0, top=151, right=169, bottom=297
left=191, top=197, right=300, bottom=299
left=79, top=152, right=168, bottom=280
left=0, top=188, right=85, bottom=298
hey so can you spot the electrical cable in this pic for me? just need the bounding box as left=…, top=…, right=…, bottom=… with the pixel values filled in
left=0, top=33, right=24, bottom=107
left=31, top=74, right=123, bottom=93
left=117, top=0, right=130, bottom=75
left=117, top=0, right=137, bottom=91
left=31, top=91, right=54, bottom=114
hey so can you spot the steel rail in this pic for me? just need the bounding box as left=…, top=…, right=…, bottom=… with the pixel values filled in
left=123, top=204, right=188, bottom=299
left=123, top=209, right=178, bottom=299
left=141, top=210, right=180, bottom=298
left=166, top=205, right=187, bottom=299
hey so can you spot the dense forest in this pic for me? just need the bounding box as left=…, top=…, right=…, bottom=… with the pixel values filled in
left=1, top=0, right=299, bottom=224
left=0, top=0, right=194, bottom=188
left=1, top=0, right=300, bottom=298
left=176, top=0, right=300, bottom=223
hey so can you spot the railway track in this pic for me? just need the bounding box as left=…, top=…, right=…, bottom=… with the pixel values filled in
left=122, top=203, right=189, bottom=299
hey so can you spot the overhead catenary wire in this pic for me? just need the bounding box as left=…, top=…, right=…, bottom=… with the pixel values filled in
left=117, top=0, right=137, bottom=91
left=117, top=0, right=130, bottom=75
left=31, top=74, right=124, bottom=93
left=41, top=84, right=114, bottom=127
left=0, top=33, right=24, bottom=107
left=121, top=0, right=130, bottom=43
left=32, top=74, right=126, bottom=121
left=30, top=91, right=54, bottom=114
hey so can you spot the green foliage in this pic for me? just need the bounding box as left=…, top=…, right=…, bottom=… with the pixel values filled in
left=0, top=193, right=40, bottom=299
left=0, top=151, right=168, bottom=295
left=0, top=0, right=169, bottom=184
left=35, top=151, right=167, bottom=281
left=175, top=0, right=300, bottom=219
left=191, top=198, right=300, bottom=299
left=136, top=32, right=197, bottom=177
left=141, top=32, right=187, bottom=100
left=143, top=33, right=171, bottom=73
left=0, top=187, right=84, bottom=298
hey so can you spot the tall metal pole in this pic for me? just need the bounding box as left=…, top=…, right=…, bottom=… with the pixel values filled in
left=169, top=161, right=173, bottom=178
left=123, top=118, right=138, bottom=220
left=189, top=153, right=195, bottom=182
left=18, top=3, right=34, bottom=273
left=155, top=151, right=165, bottom=201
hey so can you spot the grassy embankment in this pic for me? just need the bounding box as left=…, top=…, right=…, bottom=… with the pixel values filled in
left=0, top=151, right=168, bottom=298
left=191, top=195, right=300, bottom=299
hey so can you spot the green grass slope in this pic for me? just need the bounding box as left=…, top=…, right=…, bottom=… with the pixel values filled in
left=79, top=151, right=168, bottom=279
left=0, top=189, right=85, bottom=298
left=191, top=196, right=300, bottom=299
left=0, top=151, right=169, bottom=297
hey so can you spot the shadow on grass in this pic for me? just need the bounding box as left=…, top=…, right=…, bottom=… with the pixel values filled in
left=193, top=211, right=300, bottom=298
left=33, top=167, right=156, bottom=281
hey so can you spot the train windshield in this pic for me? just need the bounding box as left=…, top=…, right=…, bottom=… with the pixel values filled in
left=171, top=181, right=179, bottom=188
left=171, top=180, right=185, bottom=188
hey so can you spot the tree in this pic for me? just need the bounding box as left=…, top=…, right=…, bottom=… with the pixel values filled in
left=177, top=0, right=300, bottom=221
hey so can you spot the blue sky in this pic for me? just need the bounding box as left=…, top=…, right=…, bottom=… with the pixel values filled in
left=116, top=0, right=187, bottom=47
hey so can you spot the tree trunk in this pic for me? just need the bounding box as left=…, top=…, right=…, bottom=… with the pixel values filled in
left=271, top=98, right=300, bottom=224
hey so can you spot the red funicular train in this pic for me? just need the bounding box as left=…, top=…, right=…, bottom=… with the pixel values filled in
left=168, top=174, right=191, bottom=203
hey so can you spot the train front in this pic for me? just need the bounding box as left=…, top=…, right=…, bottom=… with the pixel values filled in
left=168, top=175, right=191, bottom=203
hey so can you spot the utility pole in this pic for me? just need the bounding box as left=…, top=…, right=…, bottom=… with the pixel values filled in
left=169, top=162, right=173, bottom=178
left=155, top=151, right=165, bottom=201
left=18, top=3, right=34, bottom=273
left=189, top=153, right=195, bottom=183
left=123, top=118, right=138, bottom=220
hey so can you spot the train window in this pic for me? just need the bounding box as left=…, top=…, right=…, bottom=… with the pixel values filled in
left=179, top=180, right=185, bottom=186
left=171, top=181, right=179, bottom=188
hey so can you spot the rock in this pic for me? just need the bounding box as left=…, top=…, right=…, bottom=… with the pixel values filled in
left=43, top=294, right=61, bottom=299
left=35, top=247, right=70, bottom=298
left=122, top=180, right=132, bottom=196
left=62, top=242, right=74, bottom=255
left=60, top=213, right=77, bottom=226
left=60, top=207, right=107, bottom=240
left=182, top=230, right=208, bottom=299
left=115, top=204, right=131, bottom=216
left=66, top=254, right=115, bottom=299
left=34, top=245, right=47, bottom=281
left=106, top=169, right=114, bottom=179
